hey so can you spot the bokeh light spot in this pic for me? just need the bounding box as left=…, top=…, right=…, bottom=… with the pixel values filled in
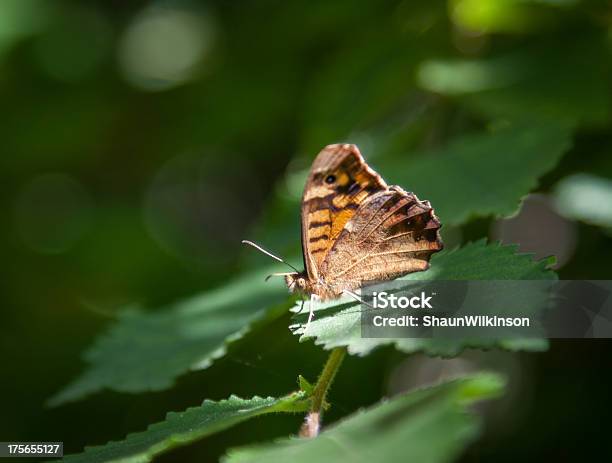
left=417, top=57, right=522, bottom=95
left=554, top=173, right=612, bottom=229
left=144, top=153, right=262, bottom=268
left=118, top=6, right=215, bottom=91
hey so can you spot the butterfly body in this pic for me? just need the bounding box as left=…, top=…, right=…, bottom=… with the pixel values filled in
left=286, top=144, right=443, bottom=301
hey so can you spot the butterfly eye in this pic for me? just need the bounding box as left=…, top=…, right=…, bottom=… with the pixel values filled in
left=325, top=175, right=336, bottom=184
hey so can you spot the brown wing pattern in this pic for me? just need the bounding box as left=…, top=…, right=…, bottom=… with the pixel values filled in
left=301, top=144, right=387, bottom=281
left=319, top=186, right=443, bottom=293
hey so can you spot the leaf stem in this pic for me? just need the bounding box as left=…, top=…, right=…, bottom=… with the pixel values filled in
left=300, top=347, right=347, bottom=438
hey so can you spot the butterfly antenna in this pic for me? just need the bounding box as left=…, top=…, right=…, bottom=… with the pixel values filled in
left=241, top=240, right=301, bottom=273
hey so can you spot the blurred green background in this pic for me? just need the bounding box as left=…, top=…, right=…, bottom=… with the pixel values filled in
left=2, top=0, right=612, bottom=461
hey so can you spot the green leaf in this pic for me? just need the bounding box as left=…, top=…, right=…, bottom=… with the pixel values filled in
left=297, top=375, right=314, bottom=395
left=63, top=392, right=309, bottom=463
left=224, top=373, right=504, bottom=463
left=49, top=268, right=291, bottom=406
left=291, top=241, right=555, bottom=356
left=385, top=122, right=572, bottom=226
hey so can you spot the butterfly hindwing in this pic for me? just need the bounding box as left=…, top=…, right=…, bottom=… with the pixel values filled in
left=320, top=186, right=443, bottom=291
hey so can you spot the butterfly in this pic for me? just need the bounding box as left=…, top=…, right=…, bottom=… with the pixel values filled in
left=244, top=143, right=443, bottom=323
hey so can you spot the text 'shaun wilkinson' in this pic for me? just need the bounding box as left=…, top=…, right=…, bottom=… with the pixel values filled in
left=370, top=291, right=531, bottom=328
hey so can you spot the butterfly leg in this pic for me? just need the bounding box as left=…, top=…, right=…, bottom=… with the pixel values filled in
left=343, top=289, right=375, bottom=309
left=305, top=294, right=318, bottom=332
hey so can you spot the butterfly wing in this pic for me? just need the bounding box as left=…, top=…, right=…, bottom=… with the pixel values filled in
left=319, top=186, right=443, bottom=292
left=300, top=144, right=387, bottom=281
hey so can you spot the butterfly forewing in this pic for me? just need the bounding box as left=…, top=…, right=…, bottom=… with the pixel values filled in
left=300, top=144, right=387, bottom=281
